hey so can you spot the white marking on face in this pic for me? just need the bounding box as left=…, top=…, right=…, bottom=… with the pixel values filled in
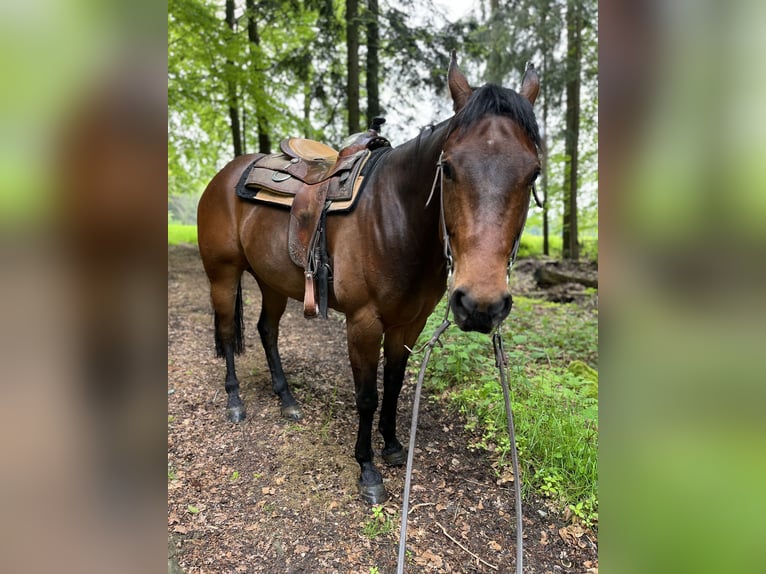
left=487, top=139, right=494, bottom=146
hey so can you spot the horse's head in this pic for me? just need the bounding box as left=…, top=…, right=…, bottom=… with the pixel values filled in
left=442, top=53, right=542, bottom=333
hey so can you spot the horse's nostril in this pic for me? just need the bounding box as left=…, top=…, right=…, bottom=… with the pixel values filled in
left=491, top=293, right=513, bottom=319
left=451, top=288, right=474, bottom=315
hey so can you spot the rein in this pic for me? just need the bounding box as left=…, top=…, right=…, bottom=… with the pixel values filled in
left=396, top=310, right=524, bottom=574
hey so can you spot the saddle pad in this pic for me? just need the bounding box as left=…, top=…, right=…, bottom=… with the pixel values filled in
left=236, top=148, right=391, bottom=214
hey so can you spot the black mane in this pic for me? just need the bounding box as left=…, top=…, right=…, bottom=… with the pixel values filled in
left=448, top=84, right=542, bottom=152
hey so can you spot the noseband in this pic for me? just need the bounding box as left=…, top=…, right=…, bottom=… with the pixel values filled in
left=425, top=151, right=542, bottom=280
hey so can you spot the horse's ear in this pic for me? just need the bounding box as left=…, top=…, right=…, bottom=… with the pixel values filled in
left=448, top=51, right=472, bottom=112
left=520, top=62, right=540, bottom=105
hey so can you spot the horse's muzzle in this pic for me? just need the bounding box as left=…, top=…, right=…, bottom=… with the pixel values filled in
left=450, top=288, right=512, bottom=333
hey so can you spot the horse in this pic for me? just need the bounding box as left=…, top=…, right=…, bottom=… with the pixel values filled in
left=197, top=53, right=542, bottom=504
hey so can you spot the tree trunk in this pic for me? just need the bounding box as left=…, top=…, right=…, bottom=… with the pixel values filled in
left=562, top=0, right=582, bottom=260
left=365, top=0, right=380, bottom=125
left=225, top=0, right=242, bottom=157
left=346, top=0, right=360, bottom=134
left=246, top=0, right=271, bottom=154
left=486, top=0, right=503, bottom=84
left=542, top=54, right=550, bottom=256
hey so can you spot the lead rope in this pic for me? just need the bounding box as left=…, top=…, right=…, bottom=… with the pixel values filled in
left=493, top=328, right=524, bottom=574
left=396, top=312, right=451, bottom=574
left=395, top=318, right=524, bottom=574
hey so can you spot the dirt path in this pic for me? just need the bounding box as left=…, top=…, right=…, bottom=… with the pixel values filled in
left=168, top=244, right=597, bottom=573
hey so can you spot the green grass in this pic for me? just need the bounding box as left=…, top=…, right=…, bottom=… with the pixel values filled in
left=418, top=296, right=598, bottom=525
left=362, top=505, right=395, bottom=539
left=517, top=234, right=598, bottom=262
left=168, top=223, right=197, bottom=245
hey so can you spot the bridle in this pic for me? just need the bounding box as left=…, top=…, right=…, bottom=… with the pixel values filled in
left=425, top=150, right=543, bottom=281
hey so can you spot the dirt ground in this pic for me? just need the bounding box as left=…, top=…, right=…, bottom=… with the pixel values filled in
left=168, top=244, right=598, bottom=574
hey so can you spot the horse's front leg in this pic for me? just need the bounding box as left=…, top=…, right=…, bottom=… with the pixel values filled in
left=346, top=312, right=387, bottom=504
left=379, top=334, right=410, bottom=466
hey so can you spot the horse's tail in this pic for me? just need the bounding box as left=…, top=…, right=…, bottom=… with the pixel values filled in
left=214, top=280, right=245, bottom=357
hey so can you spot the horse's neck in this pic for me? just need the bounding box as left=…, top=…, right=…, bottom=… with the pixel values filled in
left=389, top=122, right=448, bottom=206
left=375, top=123, right=448, bottom=265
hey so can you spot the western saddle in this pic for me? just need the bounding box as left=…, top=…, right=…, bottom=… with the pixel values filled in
left=236, top=118, right=391, bottom=318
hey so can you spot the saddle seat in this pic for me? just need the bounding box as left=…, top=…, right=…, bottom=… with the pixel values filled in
left=280, top=137, right=338, bottom=162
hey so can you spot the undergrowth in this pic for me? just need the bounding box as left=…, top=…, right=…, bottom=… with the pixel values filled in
left=417, top=295, right=598, bottom=526
left=168, top=223, right=198, bottom=245
left=517, top=234, right=598, bottom=262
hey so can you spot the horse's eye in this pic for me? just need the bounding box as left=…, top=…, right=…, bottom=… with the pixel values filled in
left=442, top=161, right=454, bottom=180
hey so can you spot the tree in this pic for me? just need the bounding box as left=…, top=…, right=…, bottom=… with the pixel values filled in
left=346, top=0, right=361, bottom=133
left=365, top=0, right=381, bottom=125
left=225, top=0, right=243, bottom=157
left=245, top=0, right=271, bottom=153
left=562, top=0, right=583, bottom=260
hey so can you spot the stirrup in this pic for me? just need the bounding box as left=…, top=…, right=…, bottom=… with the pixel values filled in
left=303, top=272, right=317, bottom=318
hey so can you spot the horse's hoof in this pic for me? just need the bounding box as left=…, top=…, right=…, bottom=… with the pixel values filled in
left=280, top=404, right=303, bottom=421
left=358, top=481, right=389, bottom=505
left=382, top=447, right=407, bottom=466
left=227, top=405, right=246, bottom=423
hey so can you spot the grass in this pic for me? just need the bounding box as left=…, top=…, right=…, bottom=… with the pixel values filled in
left=362, top=505, right=395, bottom=539
left=168, top=223, right=197, bottom=245
left=418, top=296, right=598, bottom=525
left=517, top=234, right=598, bottom=262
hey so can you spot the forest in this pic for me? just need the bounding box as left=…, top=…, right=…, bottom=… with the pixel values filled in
left=168, top=0, right=598, bottom=260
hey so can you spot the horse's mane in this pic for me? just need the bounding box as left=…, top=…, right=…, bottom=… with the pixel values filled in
left=448, top=84, right=542, bottom=153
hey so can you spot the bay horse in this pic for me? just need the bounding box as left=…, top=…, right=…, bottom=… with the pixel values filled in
left=197, top=53, right=541, bottom=504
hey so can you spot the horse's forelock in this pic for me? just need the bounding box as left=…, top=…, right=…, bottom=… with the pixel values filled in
left=448, top=84, right=542, bottom=153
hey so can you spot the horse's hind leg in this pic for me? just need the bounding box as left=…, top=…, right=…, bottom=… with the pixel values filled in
left=255, top=281, right=302, bottom=420
left=209, top=268, right=247, bottom=423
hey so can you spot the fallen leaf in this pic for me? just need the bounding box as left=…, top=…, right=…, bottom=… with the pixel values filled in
left=540, top=530, right=549, bottom=546
left=173, top=525, right=188, bottom=534
left=416, top=550, right=443, bottom=568
left=559, top=524, right=586, bottom=547
left=488, top=540, right=502, bottom=551
left=295, top=544, right=309, bottom=554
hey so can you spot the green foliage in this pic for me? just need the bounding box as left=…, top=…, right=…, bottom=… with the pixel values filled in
left=362, top=504, right=394, bottom=539
left=418, top=296, right=598, bottom=524
left=168, top=224, right=198, bottom=245
left=516, top=233, right=598, bottom=262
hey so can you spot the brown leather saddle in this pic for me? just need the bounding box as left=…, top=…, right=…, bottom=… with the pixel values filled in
left=237, top=131, right=390, bottom=318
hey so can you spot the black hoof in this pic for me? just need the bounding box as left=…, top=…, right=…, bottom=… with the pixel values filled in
left=382, top=447, right=407, bottom=466
left=280, top=404, right=303, bottom=421
left=227, top=405, right=246, bottom=423
left=358, top=481, right=389, bottom=505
